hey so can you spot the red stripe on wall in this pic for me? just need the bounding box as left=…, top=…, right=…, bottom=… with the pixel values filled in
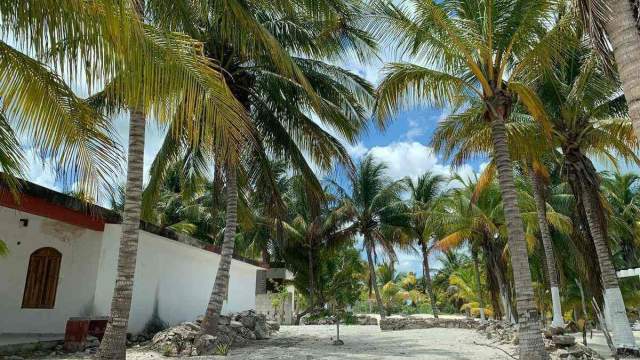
left=0, top=193, right=106, bottom=231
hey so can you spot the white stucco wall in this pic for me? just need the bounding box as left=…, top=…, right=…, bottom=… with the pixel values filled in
left=0, top=207, right=103, bottom=335
left=93, top=224, right=259, bottom=334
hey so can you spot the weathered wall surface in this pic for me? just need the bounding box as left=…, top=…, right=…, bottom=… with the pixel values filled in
left=2, top=212, right=261, bottom=336
left=0, top=208, right=103, bottom=334
left=256, top=291, right=294, bottom=325
left=379, top=317, right=479, bottom=331
left=93, top=224, right=260, bottom=334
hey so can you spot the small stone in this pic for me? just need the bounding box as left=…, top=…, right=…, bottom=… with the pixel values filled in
left=552, top=335, right=576, bottom=347
left=332, top=339, right=344, bottom=346
left=194, top=334, right=217, bottom=356
left=218, top=315, right=231, bottom=326
left=230, top=320, right=244, bottom=328
left=266, top=320, right=280, bottom=332
left=511, top=335, right=519, bottom=345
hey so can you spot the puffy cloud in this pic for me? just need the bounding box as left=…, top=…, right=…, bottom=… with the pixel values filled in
left=368, top=141, right=458, bottom=181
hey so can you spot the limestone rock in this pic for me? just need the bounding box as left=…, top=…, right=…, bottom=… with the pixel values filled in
left=230, top=321, right=244, bottom=329
left=193, top=334, right=217, bottom=356
left=379, top=317, right=478, bottom=331
left=150, top=309, right=278, bottom=357
left=552, top=335, right=576, bottom=347
left=267, top=320, right=280, bottom=332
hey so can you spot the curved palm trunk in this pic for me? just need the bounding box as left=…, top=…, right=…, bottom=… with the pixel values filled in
left=531, top=172, right=564, bottom=328
left=201, top=167, right=238, bottom=335
left=471, top=249, right=486, bottom=322
left=293, top=247, right=316, bottom=325
left=97, top=109, right=146, bottom=360
left=580, top=182, right=636, bottom=349
left=365, top=239, right=385, bottom=320
left=490, top=111, right=546, bottom=359
left=420, top=239, right=438, bottom=318
left=606, top=0, right=640, bottom=135
left=485, top=259, right=503, bottom=320
left=484, top=240, right=514, bottom=322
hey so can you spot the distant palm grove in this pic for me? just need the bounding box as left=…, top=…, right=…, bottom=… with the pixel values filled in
left=2, top=0, right=640, bottom=359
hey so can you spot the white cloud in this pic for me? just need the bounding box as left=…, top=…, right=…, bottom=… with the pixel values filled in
left=24, top=149, right=57, bottom=190
left=404, top=119, right=425, bottom=140
left=368, top=141, right=448, bottom=181
left=345, top=142, right=369, bottom=159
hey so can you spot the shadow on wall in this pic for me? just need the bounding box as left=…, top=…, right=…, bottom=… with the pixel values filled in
left=142, top=284, right=168, bottom=336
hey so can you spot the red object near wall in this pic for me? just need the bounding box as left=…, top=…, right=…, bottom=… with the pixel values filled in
left=63, top=317, right=90, bottom=352
left=88, top=317, right=109, bottom=341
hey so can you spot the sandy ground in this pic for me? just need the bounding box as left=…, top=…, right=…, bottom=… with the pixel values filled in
left=121, top=325, right=515, bottom=360
left=11, top=325, right=514, bottom=360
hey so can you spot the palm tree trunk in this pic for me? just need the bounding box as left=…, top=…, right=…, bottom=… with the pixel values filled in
left=420, top=239, right=438, bottom=318
left=606, top=0, right=640, bottom=135
left=580, top=181, right=636, bottom=349
left=210, top=162, right=223, bottom=243
left=365, top=239, right=385, bottom=320
left=97, top=109, right=146, bottom=360
left=485, top=241, right=514, bottom=322
left=308, top=244, right=316, bottom=309
left=472, top=249, right=486, bottom=322
left=293, top=245, right=316, bottom=325
left=201, top=167, right=238, bottom=335
left=490, top=110, right=546, bottom=359
left=531, top=171, right=564, bottom=328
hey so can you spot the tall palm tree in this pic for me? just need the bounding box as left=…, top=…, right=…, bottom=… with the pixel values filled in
left=372, top=0, right=568, bottom=356
left=528, top=165, right=566, bottom=328
left=2, top=2, right=251, bottom=358
left=332, top=155, right=410, bottom=319
left=97, top=1, right=255, bottom=358
left=143, top=0, right=375, bottom=336
left=534, top=42, right=639, bottom=349
left=407, top=172, right=448, bottom=319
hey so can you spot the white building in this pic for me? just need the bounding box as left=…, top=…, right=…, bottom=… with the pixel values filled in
left=0, top=179, right=265, bottom=338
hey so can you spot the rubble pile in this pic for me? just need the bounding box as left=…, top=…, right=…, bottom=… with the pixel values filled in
left=150, top=310, right=279, bottom=357
left=379, top=317, right=478, bottom=331
left=477, top=321, right=603, bottom=359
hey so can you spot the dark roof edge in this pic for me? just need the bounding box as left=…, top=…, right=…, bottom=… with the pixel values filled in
left=0, top=176, right=266, bottom=269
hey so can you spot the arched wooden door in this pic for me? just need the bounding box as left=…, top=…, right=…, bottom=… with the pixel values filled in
left=22, top=247, right=62, bottom=308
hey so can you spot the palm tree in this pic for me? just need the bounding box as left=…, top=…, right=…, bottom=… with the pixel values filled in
left=527, top=165, right=566, bottom=328
left=0, top=1, right=131, bottom=194
left=2, top=2, right=251, bottom=358
left=439, top=175, right=514, bottom=323
left=332, top=155, right=410, bottom=319
left=372, top=0, right=567, bottom=355
left=602, top=171, right=640, bottom=269
left=279, top=177, right=359, bottom=322
left=534, top=42, right=639, bottom=349
left=142, top=0, right=375, bottom=336
left=406, top=172, right=448, bottom=318
left=575, top=0, right=640, bottom=136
